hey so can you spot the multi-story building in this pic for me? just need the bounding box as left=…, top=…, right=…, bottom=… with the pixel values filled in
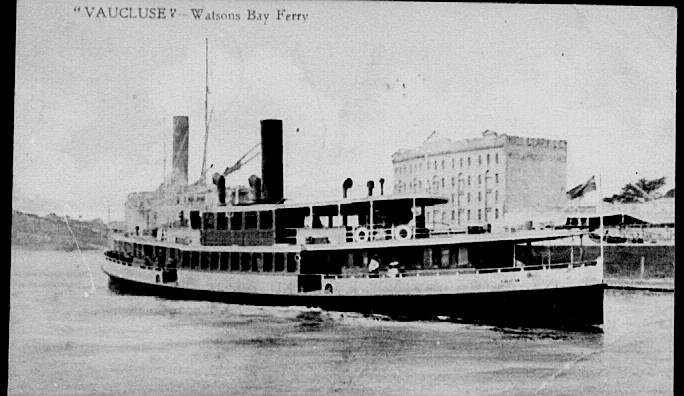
left=391, top=130, right=567, bottom=227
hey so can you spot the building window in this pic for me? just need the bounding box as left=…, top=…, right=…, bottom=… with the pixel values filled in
left=495, top=153, right=499, bottom=163
left=434, top=160, right=437, bottom=169
left=467, top=192, right=471, bottom=202
left=441, top=212, right=446, bottom=223
left=495, top=190, right=499, bottom=202
left=451, top=193, right=455, bottom=203
left=441, top=160, right=445, bottom=169
left=451, top=210, right=455, bottom=221
left=427, top=160, right=430, bottom=170
left=418, top=180, right=422, bottom=190
left=478, top=175, right=481, bottom=185
left=495, top=173, right=499, bottom=183
left=460, top=158, right=463, bottom=168
left=478, top=191, right=481, bottom=202
left=451, top=158, right=455, bottom=168
left=478, top=155, right=482, bottom=165
left=467, top=210, right=471, bottom=221
left=451, top=177, right=455, bottom=187
left=467, top=176, right=471, bottom=186
left=441, top=178, right=445, bottom=188
left=495, top=208, right=499, bottom=219
left=487, top=154, right=490, bottom=164
left=478, top=209, right=482, bottom=221
left=468, top=157, right=471, bottom=167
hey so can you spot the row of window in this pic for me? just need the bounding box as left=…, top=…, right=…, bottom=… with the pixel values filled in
left=113, top=241, right=299, bottom=273
left=396, top=152, right=500, bottom=176
left=448, top=190, right=500, bottom=204
left=425, top=207, right=500, bottom=224
left=397, top=182, right=501, bottom=198
left=396, top=172, right=500, bottom=194
left=198, top=210, right=274, bottom=231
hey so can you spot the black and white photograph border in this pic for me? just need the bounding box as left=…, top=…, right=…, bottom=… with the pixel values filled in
left=11, top=1, right=675, bottom=395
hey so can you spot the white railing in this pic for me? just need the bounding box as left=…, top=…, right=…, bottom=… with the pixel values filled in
left=286, top=224, right=470, bottom=245
left=322, top=260, right=597, bottom=279
left=105, top=256, right=164, bottom=272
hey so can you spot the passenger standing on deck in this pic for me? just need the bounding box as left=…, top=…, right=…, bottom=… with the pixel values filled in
left=387, top=259, right=399, bottom=277
left=368, top=255, right=380, bottom=277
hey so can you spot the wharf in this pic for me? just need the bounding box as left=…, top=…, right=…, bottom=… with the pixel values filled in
left=605, top=277, right=674, bottom=292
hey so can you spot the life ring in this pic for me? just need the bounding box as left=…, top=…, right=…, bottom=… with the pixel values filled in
left=394, top=225, right=413, bottom=240
left=354, top=227, right=370, bottom=242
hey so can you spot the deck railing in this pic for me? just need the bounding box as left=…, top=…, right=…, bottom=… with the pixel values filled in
left=322, top=260, right=597, bottom=279
left=284, top=225, right=473, bottom=245
left=106, top=254, right=596, bottom=280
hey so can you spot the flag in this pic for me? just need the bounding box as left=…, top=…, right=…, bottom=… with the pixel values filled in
left=567, top=176, right=596, bottom=199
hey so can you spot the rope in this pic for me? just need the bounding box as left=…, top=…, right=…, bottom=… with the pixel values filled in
left=62, top=205, right=97, bottom=296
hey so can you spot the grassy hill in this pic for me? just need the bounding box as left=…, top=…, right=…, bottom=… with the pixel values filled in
left=11, top=210, right=109, bottom=251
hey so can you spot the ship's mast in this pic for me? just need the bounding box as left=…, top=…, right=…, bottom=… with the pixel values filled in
left=200, top=37, right=210, bottom=184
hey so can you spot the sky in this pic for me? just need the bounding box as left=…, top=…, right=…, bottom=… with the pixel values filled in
left=14, top=1, right=676, bottom=221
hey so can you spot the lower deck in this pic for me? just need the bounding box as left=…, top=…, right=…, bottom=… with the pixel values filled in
left=105, top=267, right=605, bottom=327
left=103, top=254, right=603, bottom=297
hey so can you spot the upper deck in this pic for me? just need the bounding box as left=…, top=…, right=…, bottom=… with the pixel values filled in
left=133, top=193, right=454, bottom=248
left=114, top=190, right=584, bottom=252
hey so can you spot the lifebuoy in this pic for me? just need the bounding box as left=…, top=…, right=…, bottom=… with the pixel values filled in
left=394, top=225, right=413, bottom=240
left=354, top=227, right=370, bottom=242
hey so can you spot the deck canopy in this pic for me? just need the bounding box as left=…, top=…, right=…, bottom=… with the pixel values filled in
left=565, top=213, right=651, bottom=228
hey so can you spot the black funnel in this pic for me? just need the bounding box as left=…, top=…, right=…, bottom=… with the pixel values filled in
left=260, top=119, right=284, bottom=204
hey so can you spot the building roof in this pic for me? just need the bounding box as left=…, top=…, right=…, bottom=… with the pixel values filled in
left=392, top=130, right=567, bottom=162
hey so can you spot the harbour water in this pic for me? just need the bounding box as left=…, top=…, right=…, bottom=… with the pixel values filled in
left=9, top=249, right=673, bottom=395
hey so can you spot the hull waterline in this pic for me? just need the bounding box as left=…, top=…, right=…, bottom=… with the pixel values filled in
left=106, top=273, right=604, bottom=329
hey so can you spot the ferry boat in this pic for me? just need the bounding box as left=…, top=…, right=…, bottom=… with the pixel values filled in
left=103, top=119, right=605, bottom=327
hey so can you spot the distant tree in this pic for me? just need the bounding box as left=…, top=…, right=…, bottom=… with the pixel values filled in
left=603, top=177, right=667, bottom=203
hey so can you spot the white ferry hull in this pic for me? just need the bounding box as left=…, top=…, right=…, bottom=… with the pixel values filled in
left=102, top=257, right=604, bottom=328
